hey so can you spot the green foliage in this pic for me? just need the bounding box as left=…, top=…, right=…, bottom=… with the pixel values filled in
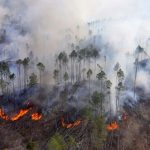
left=26, top=141, right=37, bottom=150
left=80, top=106, right=93, bottom=120
left=96, top=70, right=106, bottom=81
left=114, top=62, right=120, bottom=71
left=48, top=133, right=66, bottom=150
left=117, top=68, right=124, bottom=81
left=91, top=91, right=104, bottom=106
left=91, top=117, right=107, bottom=149
left=69, top=50, right=77, bottom=59
left=9, top=73, right=16, bottom=81
left=106, top=80, right=112, bottom=89
left=22, top=57, right=30, bottom=67
left=16, top=59, right=22, bottom=65
left=87, top=69, right=92, bottom=79
left=63, top=72, right=69, bottom=82
left=37, top=62, right=45, bottom=72
left=29, top=73, right=38, bottom=87
left=53, top=69, right=59, bottom=82
left=67, top=136, right=76, bottom=148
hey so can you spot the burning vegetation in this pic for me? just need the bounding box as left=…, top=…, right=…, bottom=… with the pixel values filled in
left=0, top=3, right=149, bottom=149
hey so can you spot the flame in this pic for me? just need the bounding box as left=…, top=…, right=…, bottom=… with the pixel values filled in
left=107, top=122, right=119, bottom=131
left=11, top=109, right=30, bottom=121
left=31, top=112, right=42, bottom=121
left=61, top=117, right=81, bottom=128
left=0, top=108, right=9, bottom=120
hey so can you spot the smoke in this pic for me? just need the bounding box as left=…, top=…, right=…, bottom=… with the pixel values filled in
left=1, top=0, right=150, bottom=113
left=1, top=0, right=150, bottom=57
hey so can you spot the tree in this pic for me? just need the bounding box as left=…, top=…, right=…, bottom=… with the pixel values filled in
left=63, top=72, right=69, bottom=87
left=26, top=141, right=37, bottom=150
left=53, top=69, right=59, bottom=84
left=87, top=69, right=93, bottom=98
left=29, top=73, right=38, bottom=87
left=105, top=80, right=112, bottom=115
left=9, top=73, right=16, bottom=94
left=79, top=48, right=86, bottom=69
left=117, top=68, right=124, bottom=82
left=22, top=57, right=30, bottom=88
left=91, top=116, right=106, bottom=149
left=92, top=48, right=100, bottom=74
left=91, top=91, right=104, bottom=116
left=67, top=136, right=77, bottom=150
left=48, top=133, right=66, bottom=150
left=96, top=70, right=106, bottom=92
left=116, top=68, right=124, bottom=113
left=37, top=62, right=45, bottom=86
left=86, top=48, right=92, bottom=69
left=58, top=52, right=64, bottom=82
left=0, top=62, right=10, bottom=94
left=114, top=62, right=120, bottom=83
left=16, top=59, right=22, bottom=91
left=77, top=52, right=83, bottom=81
left=69, top=50, right=77, bottom=83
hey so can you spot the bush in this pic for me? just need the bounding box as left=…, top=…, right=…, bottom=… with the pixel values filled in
left=26, top=141, right=37, bottom=150
left=48, top=133, right=66, bottom=150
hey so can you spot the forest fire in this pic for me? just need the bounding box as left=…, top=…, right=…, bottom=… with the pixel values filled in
left=61, top=117, right=81, bottom=129
left=106, top=122, right=119, bottom=131
left=31, top=112, right=42, bottom=121
left=11, top=109, right=30, bottom=121
left=0, top=107, right=42, bottom=122
left=0, top=108, right=9, bottom=121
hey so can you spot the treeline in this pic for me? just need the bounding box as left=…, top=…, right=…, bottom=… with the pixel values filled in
left=53, top=45, right=125, bottom=115
left=0, top=57, right=45, bottom=96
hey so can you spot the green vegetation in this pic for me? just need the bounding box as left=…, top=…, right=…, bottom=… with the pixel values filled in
left=48, top=133, right=66, bottom=150
left=29, top=73, right=38, bottom=87
left=26, top=141, right=37, bottom=150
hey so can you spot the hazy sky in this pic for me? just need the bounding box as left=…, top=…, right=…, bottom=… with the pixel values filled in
left=0, top=0, right=150, bottom=56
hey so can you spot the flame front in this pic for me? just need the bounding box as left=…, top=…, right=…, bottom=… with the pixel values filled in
left=0, top=108, right=9, bottom=120
left=61, top=117, right=81, bottom=128
left=31, top=113, right=42, bottom=121
left=11, top=109, right=30, bottom=121
left=107, top=122, right=119, bottom=131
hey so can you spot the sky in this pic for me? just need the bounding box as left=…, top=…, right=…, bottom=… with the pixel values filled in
left=0, top=0, right=150, bottom=57
left=0, top=0, right=150, bottom=112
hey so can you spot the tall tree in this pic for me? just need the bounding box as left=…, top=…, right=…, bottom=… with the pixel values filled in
left=0, top=62, right=7, bottom=94
left=96, top=70, right=106, bottom=92
left=16, top=59, right=22, bottom=91
left=9, top=73, right=16, bottom=95
left=92, top=48, right=100, bottom=74
left=91, top=91, right=105, bottom=117
left=87, top=69, right=93, bottom=98
left=0, top=62, right=10, bottom=94
left=22, top=57, right=30, bottom=88
left=116, top=68, right=124, bottom=113
left=69, top=50, right=77, bottom=83
left=114, top=62, right=120, bottom=83
left=63, top=72, right=69, bottom=88
left=29, top=73, right=38, bottom=87
left=106, top=80, right=112, bottom=116
left=53, top=69, right=59, bottom=84
left=37, top=62, right=45, bottom=86
left=58, top=52, right=64, bottom=82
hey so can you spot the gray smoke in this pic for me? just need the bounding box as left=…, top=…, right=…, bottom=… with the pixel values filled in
left=0, top=0, right=150, bottom=113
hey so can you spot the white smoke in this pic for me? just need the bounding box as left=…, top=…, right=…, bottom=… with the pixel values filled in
left=0, top=0, right=150, bottom=113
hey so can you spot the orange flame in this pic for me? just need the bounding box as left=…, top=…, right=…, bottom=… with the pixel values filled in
left=61, top=117, right=81, bottom=128
left=11, top=109, right=30, bottom=121
left=31, top=113, right=42, bottom=121
left=0, top=108, right=9, bottom=120
left=107, top=122, right=119, bottom=131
